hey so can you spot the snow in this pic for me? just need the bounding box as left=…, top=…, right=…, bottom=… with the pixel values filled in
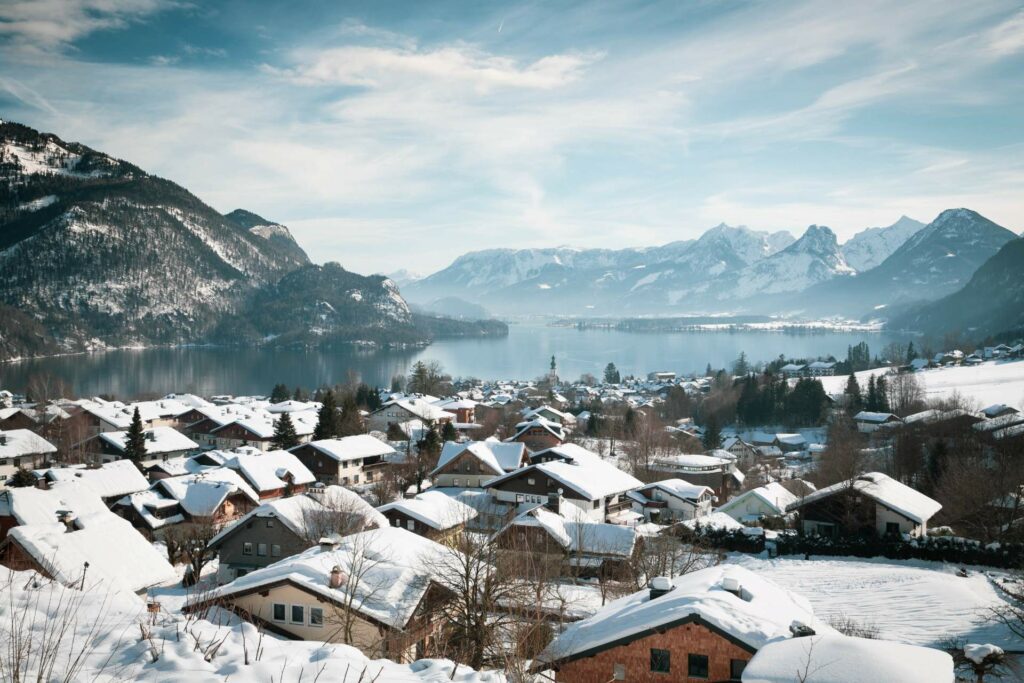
left=99, top=426, right=198, bottom=456
left=504, top=506, right=638, bottom=556
left=964, top=642, right=1004, bottom=664
left=42, top=459, right=149, bottom=499
left=793, top=472, right=941, bottom=524
left=301, top=434, right=397, bottom=462
left=150, top=467, right=259, bottom=517
left=2, top=479, right=111, bottom=526
left=432, top=440, right=524, bottom=476
left=208, top=494, right=328, bottom=547
left=538, top=564, right=830, bottom=664
left=727, top=555, right=1018, bottom=648
left=642, top=478, right=714, bottom=502
left=378, top=490, right=477, bottom=530
left=742, top=633, right=953, bottom=683
left=221, top=449, right=315, bottom=492
left=0, top=428, right=56, bottom=458
left=718, top=483, right=798, bottom=518
left=683, top=511, right=744, bottom=532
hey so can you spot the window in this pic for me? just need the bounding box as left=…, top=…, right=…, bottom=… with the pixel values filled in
left=688, top=653, right=709, bottom=678
left=272, top=603, right=286, bottom=622
left=266, top=519, right=274, bottom=528
left=650, top=648, right=670, bottom=673
left=453, top=479, right=461, bottom=487
left=309, top=607, right=323, bottom=627
left=271, top=544, right=282, bottom=557
left=393, top=518, right=400, bottom=527
left=886, top=522, right=900, bottom=535
left=527, top=478, right=536, bottom=485
left=515, top=494, right=524, bottom=503
left=290, top=605, right=304, bottom=624
left=242, top=542, right=254, bottom=555
left=257, top=543, right=268, bottom=557
left=354, top=475, right=360, bottom=484
left=407, top=519, right=415, bottom=531
left=612, top=663, right=625, bottom=680
left=730, top=658, right=747, bottom=680
left=593, top=500, right=600, bottom=509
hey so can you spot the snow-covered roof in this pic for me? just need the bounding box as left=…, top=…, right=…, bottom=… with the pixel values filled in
left=790, top=472, right=941, bottom=524
left=190, top=527, right=449, bottom=629
left=488, top=454, right=643, bottom=501
left=431, top=440, right=525, bottom=476
left=208, top=494, right=334, bottom=548
left=1, top=479, right=110, bottom=527
left=6, top=514, right=177, bottom=594
left=775, top=433, right=806, bottom=445
left=502, top=506, right=637, bottom=557
left=640, top=478, right=714, bottom=503
left=719, top=483, right=798, bottom=517
left=537, top=564, right=829, bottom=665
left=222, top=450, right=316, bottom=492
left=973, top=412, right=1024, bottom=433
left=378, top=399, right=454, bottom=422
left=506, top=417, right=565, bottom=442
left=378, top=490, right=477, bottom=530
left=741, top=633, right=953, bottom=683
left=0, top=429, right=56, bottom=458
left=151, top=467, right=259, bottom=517
left=652, top=453, right=732, bottom=471
left=266, top=400, right=318, bottom=414
left=981, top=404, right=1018, bottom=419
left=297, top=435, right=396, bottom=462
left=98, top=426, right=197, bottom=455
left=42, top=460, right=149, bottom=499
left=852, top=411, right=901, bottom=423
left=683, top=511, right=744, bottom=532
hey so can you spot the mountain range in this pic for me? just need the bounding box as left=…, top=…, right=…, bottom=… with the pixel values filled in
left=0, top=121, right=504, bottom=360
left=405, top=209, right=1018, bottom=325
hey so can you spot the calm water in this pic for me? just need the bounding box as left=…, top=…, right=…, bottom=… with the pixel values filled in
left=0, top=324, right=891, bottom=399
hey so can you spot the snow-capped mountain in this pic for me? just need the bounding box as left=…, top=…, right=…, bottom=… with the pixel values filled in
left=224, top=208, right=309, bottom=266
left=841, top=216, right=925, bottom=271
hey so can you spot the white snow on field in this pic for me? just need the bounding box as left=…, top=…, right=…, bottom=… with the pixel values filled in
left=820, top=360, right=1024, bottom=409
left=726, top=555, right=1017, bottom=648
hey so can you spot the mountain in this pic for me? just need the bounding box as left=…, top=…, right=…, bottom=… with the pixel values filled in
left=386, top=269, right=423, bottom=288
left=803, top=208, right=1018, bottom=317
left=841, top=215, right=925, bottom=271
left=890, top=236, right=1024, bottom=339
left=0, top=121, right=504, bottom=359
left=406, top=224, right=795, bottom=315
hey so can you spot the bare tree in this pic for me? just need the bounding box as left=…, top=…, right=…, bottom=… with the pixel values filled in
left=164, top=520, right=219, bottom=587
left=887, top=372, right=925, bottom=417
left=321, top=533, right=392, bottom=653
left=301, top=489, right=383, bottom=543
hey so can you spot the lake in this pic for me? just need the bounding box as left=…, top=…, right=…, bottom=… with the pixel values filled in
left=0, top=324, right=892, bottom=399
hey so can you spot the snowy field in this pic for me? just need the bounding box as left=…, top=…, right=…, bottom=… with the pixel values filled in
left=726, top=554, right=1018, bottom=649
left=820, top=359, right=1024, bottom=410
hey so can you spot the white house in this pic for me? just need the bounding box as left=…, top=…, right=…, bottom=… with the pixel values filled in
left=628, top=479, right=715, bottom=523
left=716, top=482, right=798, bottom=523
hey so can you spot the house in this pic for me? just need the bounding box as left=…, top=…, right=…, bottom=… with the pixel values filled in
left=430, top=439, right=528, bottom=488
left=0, top=429, right=57, bottom=487
left=717, top=483, right=798, bottom=524
left=522, top=405, right=576, bottom=427
left=81, top=426, right=198, bottom=465
left=0, top=407, right=38, bottom=431
left=773, top=433, right=807, bottom=453
left=432, top=398, right=478, bottom=425
left=183, top=527, right=452, bottom=662
left=780, top=363, right=806, bottom=378
left=208, top=488, right=388, bottom=583
left=852, top=411, right=902, bottom=433
left=721, top=436, right=759, bottom=469
left=366, top=398, right=454, bottom=434
left=492, top=505, right=639, bottom=579
left=0, top=480, right=176, bottom=594
left=788, top=472, right=941, bottom=538
left=378, top=490, right=477, bottom=543
left=220, top=449, right=316, bottom=500
left=628, top=479, right=714, bottom=523
left=741, top=633, right=954, bottom=683
left=981, top=404, right=1019, bottom=419
left=209, top=412, right=316, bottom=452
left=648, top=453, right=743, bottom=502
left=506, top=417, right=566, bottom=452
left=289, top=435, right=397, bottom=486
left=534, top=565, right=830, bottom=682
left=485, top=445, right=643, bottom=523
left=38, top=459, right=149, bottom=505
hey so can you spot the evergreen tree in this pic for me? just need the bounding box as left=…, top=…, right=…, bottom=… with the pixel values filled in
left=865, top=375, right=878, bottom=411
left=875, top=375, right=890, bottom=412
left=313, top=390, right=340, bottom=440
left=603, top=362, right=621, bottom=384
left=905, top=341, right=917, bottom=363
left=441, top=420, right=458, bottom=442
left=623, top=407, right=638, bottom=438
left=271, top=411, right=300, bottom=450
left=844, top=374, right=862, bottom=413
left=733, top=351, right=750, bottom=377
left=123, top=407, right=147, bottom=462
left=847, top=342, right=871, bottom=372
left=586, top=412, right=599, bottom=436
left=702, top=415, right=722, bottom=450
left=6, top=468, right=37, bottom=488
left=293, top=386, right=309, bottom=401
left=705, top=363, right=713, bottom=377
left=337, top=392, right=364, bottom=437
left=270, top=383, right=290, bottom=403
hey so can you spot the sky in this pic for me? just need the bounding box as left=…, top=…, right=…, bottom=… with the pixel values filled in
left=1, top=0, right=1022, bottom=275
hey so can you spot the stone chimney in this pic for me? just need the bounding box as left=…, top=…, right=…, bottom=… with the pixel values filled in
left=648, top=576, right=673, bottom=600
left=329, top=565, right=345, bottom=589
left=319, top=535, right=340, bottom=552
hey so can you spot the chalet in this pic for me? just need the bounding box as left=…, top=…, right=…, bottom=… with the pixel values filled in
left=721, top=436, right=759, bottom=469
left=289, top=435, right=397, bottom=486
left=716, top=482, right=798, bottom=524
left=378, top=490, right=477, bottom=543
left=534, top=565, right=830, bottom=682
left=184, top=527, right=453, bottom=662
left=852, top=411, right=902, bottom=433
left=81, top=398, right=194, bottom=436
left=365, top=398, right=454, bottom=434
left=492, top=505, right=639, bottom=579
left=0, top=407, right=38, bottom=431
left=0, top=480, right=176, bottom=594
left=649, top=453, right=743, bottom=502
left=506, top=417, right=566, bottom=452
left=208, top=489, right=387, bottom=582
left=80, top=426, right=198, bottom=465
left=432, top=398, right=478, bottom=426
left=485, top=446, right=643, bottom=523
left=209, top=412, right=316, bottom=452
left=220, top=449, right=316, bottom=500
left=628, top=479, right=714, bottom=523
left=788, top=472, right=941, bottom=538
left=521, top=405, right=576, bottom=427
left=774, top=433, right=807, bottom=453
left=430, top=440, right=528, bottom=488
left=0, top=429, right=57, bottom=487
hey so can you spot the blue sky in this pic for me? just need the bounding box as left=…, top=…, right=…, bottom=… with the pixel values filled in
left=1, top=0, right=1022, bottom=274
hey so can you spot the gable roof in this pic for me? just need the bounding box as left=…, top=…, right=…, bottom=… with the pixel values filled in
left=431, top=440, right=526, bottom=476
left=221, top=450, right=316, bottom=493
left=506, top=417, right=565, bottom=443
left=789, top=472, right=941, bottom=524
left=718, top=482, right=798, bottom=517
left=98, top=426, right=198, bottom=455
left=500, top=506, right=637, bottom=557
left=295, top=435, right=396, bottom=462
left=486, top=456, right=643, bottom=502
left=852, top=411, right=901, bottom=424
left=639, top=478, right=714, bottom=503
left=536, top=564, right=828, bottom=666
left=150, top=467, right=259, bottom=517
left=0, top=429, right=56, bottom=458
left=41, top=460, right=149, bottom=499
left=378, top=490, right=477, bottom=530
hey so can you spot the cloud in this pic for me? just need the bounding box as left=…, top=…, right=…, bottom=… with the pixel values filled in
left=0, top=0, right=173, bottom=54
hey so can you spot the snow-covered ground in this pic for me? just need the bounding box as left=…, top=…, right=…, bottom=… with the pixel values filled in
left=820, top=360, right=1024, bottom=410
left=725, top=554, right=1018, bottom=649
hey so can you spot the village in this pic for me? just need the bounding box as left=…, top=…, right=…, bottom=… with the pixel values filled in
left=1, top=344, right=1024, bottom=682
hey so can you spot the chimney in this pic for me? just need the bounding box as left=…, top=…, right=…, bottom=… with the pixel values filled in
left=329, top=565, right=345, bottom=589
left=0, top=433, right=6, bottom=446
left=319, top=536, right=340, bottom=552
left=648, top=576, right=673, bottom=600
left=722, top=575, right=742, bottom=597
left=789, top=621, right=816, bottom=638
left=56, top=510, right=77, bottom=532
left=146, top=432, right=155, bottom=441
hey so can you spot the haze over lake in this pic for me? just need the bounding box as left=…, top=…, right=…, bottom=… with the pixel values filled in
left=1, top=324, right=892, bottom=399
